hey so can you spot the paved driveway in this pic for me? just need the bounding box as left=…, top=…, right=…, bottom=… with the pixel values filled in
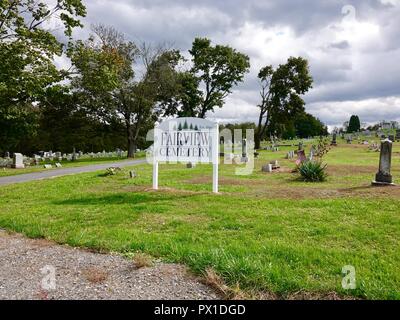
left=0, top=159, right=147, bottom=186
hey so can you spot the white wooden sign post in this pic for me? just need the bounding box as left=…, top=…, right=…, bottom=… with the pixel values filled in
left=152, top=118, right=219, bottom=193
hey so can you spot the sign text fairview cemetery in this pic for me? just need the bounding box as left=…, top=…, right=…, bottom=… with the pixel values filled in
left=152, top=118, right=219, bottom=193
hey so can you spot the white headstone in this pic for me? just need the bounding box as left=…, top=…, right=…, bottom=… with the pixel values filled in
left=12, top=153, right=24, bottom=169
left=262, top=164, right=273, bottom=173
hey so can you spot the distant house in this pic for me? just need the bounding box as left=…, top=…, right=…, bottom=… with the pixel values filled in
left=379, top=121, right=399, bottom=130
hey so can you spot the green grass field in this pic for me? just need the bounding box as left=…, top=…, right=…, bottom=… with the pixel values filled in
left=0, top=139, right=399, bottom=299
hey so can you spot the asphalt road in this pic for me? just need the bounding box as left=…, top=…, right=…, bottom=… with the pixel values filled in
left=0, top=159, right=147, bottom=186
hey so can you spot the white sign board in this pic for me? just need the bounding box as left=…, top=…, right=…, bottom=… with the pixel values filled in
left=153, top=118, right=219, bottom=193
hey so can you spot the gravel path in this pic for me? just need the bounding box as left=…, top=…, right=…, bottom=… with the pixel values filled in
left=0, top=159, right=146, bottom=186
left=0, top=230, right=219, bottom=300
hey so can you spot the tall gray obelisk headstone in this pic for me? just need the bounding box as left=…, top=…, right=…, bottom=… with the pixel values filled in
left=372, top=139, right=394, bottom=186
left=331, top=133, right=337, bottom=146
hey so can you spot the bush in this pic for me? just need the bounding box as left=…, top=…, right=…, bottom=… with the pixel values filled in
left=297, top=160, right=328, bottom=182
left=105, top=167, right=121, bottom=176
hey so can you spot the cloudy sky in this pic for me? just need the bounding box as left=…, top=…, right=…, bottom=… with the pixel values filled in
left=64, top=0, right=400, bottom=129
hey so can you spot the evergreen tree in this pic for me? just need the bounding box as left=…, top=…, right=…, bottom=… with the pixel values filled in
left=347, top=115, right=361, bottom=133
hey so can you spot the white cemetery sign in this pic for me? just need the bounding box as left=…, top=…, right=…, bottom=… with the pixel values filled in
left=152, top=118, right=219, bottom=193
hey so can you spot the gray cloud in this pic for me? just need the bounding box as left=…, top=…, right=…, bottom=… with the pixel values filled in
left=71, top=0, right=400, bottom=128
left=328, top=40, right=351, bottom=49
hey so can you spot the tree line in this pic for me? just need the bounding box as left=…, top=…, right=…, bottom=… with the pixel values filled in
left=0, top=1, right=327, bottom=157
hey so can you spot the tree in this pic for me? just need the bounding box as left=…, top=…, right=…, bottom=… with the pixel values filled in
left=190, top=38, right=250, bottom=118
left=0, top=0, right=86, bottom=153
left=255, top=57, right=313, bottom=149
left=163, top=71, right=202, bottom=117
left=70, top=25, right=180, bottom=157
left=294, top=112, right=328, bottom=138
left=164, top=38, right=250, bottom=118
left=347, top=115, right=361, bottom=133
left=33, top=85, right=126, bottom=154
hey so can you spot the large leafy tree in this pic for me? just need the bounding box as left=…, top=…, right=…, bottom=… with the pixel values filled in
left=164, top=38, right=250, bottom=118
left=190, top=38, right=250, bottom=118
left=70, top=25, right=181, bottom=157
left=34, top=85, right=126, bottom=154
left=294, top=112, right=328, bottom=138
left=0, top=0, right=86, bottom=153
left=255, top=57, right=313, bottom=149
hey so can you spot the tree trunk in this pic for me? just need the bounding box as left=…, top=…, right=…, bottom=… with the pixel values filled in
left=255, top=110, right=264, bottom=150
left=126, top=123, right=136, bottom=158
left=255, top=134, right=261, bottom=150
left=127, top=137, right=136, bottom=158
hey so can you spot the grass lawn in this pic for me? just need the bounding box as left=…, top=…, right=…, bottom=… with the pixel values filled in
left=0, top=152, right=146, bottom=177
left=0, top=140, right=399, bottom=299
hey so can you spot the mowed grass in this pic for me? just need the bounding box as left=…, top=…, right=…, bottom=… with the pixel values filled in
left=0, top=140, right=399, bottom=299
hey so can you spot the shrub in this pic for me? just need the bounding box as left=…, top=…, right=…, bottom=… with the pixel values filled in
left=297, top=160, right=328, bottom=182
left=314, top=136, right=331, bottom=159
left=105, top=167, right=121, bottom=176
left=133, top=253, right=153, bottom=269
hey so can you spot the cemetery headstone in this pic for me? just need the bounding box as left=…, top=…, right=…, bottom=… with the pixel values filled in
left=186, top=162, right=196, bottom=169
left=309, top=147, right=315, bottom=161
left=34, top=156, right=41, bottom=166
left=224, top=153, right=235, bottom=163
left=262, top=164, right=273, bottom=173
left=4, top=151, right=10, bottom=158
left=270, top=160, right=280, bottom=169
left=72, top=147, right=77, bottom=161
left=296, top=150, right=307, bottom=164
left=396, top=130, right=400, bottom=142
left=12, top=153, right=25, bottom=169
left=298, top=141, right=303, bottom=151
left=55, top=163, right=62, bottom=168
left=241, top=139, right=248, bottom=163
left=129, top=170, right=137, bottom=178
left=372, top=139, right=394, bottom=186
left=44, top=164, right=52, bottom=169
left=331, top=133, right=337, bottom=146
